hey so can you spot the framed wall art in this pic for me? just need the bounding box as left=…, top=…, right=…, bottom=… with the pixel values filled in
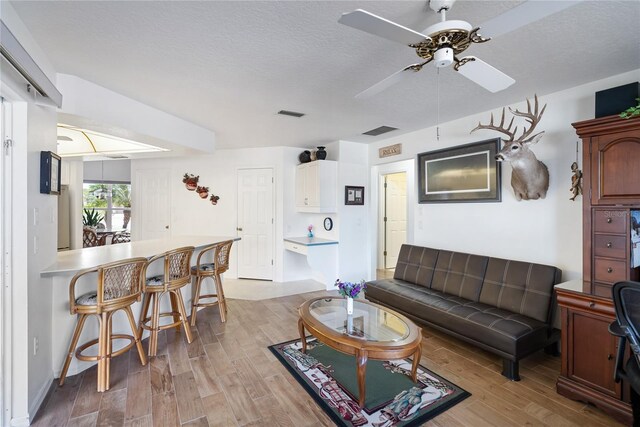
left=345, top=185, right=365, bottom=205
left=417, top=138, right=501, bottom=203
left=40, top=150, right=61, bottom=195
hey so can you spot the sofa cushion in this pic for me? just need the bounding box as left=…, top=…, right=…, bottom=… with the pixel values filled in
left=430, top=251, right=488, bottom=302
left=393, top=245, right=439, bottom=288
left=479, top=258, right=561, bottom=323
left=366, top=279, right=550, bottom=358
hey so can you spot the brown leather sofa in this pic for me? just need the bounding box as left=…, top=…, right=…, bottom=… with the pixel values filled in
left=366, top=244, right=562, bottom=381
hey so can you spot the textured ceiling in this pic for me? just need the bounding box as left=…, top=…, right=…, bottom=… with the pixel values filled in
left=10, top=1, right=640, bottom=150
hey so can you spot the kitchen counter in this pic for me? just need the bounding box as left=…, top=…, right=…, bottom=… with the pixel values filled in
left=42, top=235, right=240, bottom=276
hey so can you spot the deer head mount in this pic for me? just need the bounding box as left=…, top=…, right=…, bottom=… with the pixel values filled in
left=471, top=95, right=548, bottom=201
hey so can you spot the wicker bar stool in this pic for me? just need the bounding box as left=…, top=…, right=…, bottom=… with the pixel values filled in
left=138, top=246, right=195, bottom=356
left=59, top=257, right=148, bottom=392
left=190, top=240, right=234, bottom=325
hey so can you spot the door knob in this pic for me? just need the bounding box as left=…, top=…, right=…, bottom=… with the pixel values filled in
left=237, top=227, right=243, bottom=231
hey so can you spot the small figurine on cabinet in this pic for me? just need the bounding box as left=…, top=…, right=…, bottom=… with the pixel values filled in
left=569, top=162, right=582, bottom=201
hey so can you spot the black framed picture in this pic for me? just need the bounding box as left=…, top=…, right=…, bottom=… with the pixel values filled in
left=417, top=138, right=501, bottom=203
left=345, top=186, right=365, bottom=205
left=40, top=151, right=61, bottom=195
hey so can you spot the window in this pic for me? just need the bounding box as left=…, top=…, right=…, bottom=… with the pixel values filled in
left=83, top=183, right=132, bottom=232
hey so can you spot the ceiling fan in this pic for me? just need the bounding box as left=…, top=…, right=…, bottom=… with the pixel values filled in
left=338, top=0, right=582, bottom=98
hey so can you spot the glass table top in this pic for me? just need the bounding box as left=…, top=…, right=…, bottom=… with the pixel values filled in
left=308, top=298, right=410, bottom=342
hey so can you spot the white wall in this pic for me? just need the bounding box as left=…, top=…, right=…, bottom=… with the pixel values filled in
left=366, top=69, right=640, bottom=281
left=1, top=4, right=59, bottom=424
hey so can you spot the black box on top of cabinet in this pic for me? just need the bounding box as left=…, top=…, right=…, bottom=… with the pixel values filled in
left=595, top=82, right=640, bottom=118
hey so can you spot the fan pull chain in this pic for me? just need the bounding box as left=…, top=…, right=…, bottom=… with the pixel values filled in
left=436, top=67, right=440, bottom=141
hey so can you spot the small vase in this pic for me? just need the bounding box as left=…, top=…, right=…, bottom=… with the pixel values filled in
left=346, top=297, right=353, bottom=315
left=299, top=150, right=311, bottom=163
left=316, top=146, right=327, bottom=160
left=308, top=231, right=313, bottom=238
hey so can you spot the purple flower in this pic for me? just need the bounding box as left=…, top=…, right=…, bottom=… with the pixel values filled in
left=335, top=279, right=366, bottom=298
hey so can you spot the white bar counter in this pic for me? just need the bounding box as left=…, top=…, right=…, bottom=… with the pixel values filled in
left=42, top=235, right=239, bottom=378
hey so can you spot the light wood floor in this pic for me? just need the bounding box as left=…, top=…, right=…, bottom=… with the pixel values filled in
left=33, top=289, right=623, bottom=427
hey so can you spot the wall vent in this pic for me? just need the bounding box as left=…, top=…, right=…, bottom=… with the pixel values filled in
left=362, top=126, right=397, bottom=136
left=277, top=110, right=305, bottom=118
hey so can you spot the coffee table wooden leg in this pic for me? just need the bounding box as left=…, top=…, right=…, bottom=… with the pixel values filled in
left=411, top=344, right=422, bottom=382
left=356, top=349, right=368, bottom=408
left=298, top=318, right=307, bottom=353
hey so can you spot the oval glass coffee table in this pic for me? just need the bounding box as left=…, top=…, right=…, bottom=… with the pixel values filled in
left=298, top=296, right=423, bottom=407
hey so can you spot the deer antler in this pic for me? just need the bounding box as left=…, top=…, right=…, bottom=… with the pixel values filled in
left=471, top=107, right=517, bottom=142
left=509, top=94, right=547, bottom=142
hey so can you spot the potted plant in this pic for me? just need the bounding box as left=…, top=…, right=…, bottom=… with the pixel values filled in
left=83, top=208, right=104, bottom=230
left=620, top=98, right=640, bottom=119
left=182, top=173, right=199, bottom=191
left=196, top=186, right=209, bottom=199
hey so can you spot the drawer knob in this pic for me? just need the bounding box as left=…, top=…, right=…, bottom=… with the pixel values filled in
left=589, top=301, right=596, bottom=308
left=606, top=242, right=612, bottom=248
left=607, top=217, right=612, bottom=223
left=607, top=267, right=613, bottom=273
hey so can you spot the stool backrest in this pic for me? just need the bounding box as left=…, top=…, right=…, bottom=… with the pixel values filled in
left=146, top=246, right=195, bottom=290
left=69, top=257, right=148, bottom=313
left=196, top=240, right=234, bottom=274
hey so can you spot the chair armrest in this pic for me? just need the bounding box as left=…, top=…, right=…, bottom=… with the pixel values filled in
left=609, top=321, right=626, bottom=337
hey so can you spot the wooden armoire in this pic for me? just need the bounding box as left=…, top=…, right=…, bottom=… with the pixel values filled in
left=556, top=115, right=640, bottom=425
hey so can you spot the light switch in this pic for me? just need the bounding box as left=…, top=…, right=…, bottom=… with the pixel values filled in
left=33, top=236, right=38, bottom=254
left=49, top=207, right=55, bottom=223
left=33, top=208, right=39, bottom=226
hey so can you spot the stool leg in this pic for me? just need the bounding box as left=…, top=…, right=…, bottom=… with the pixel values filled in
left=138, top=290, right=152, bottom=341
left=59, top=313, right=88, bottom=386
left=149, top=292, right=162, bottom=357
left=125, top=305, right=147, bottom=366
left=105, top=312, right=113, bottom=391
left=190, top=275, right=203, bottom=327
left=213, top=274, right=227, bottom=323
left=173, top=289, right=194, bottom=344
left=97, top=312, right=108, bottom=392
left=169, top=291, right=181, bottom=332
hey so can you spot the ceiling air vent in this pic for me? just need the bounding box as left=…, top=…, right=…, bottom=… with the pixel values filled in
left=362, top=126, right=397, bottom=136
left=277, top=110, right=305, bottom=118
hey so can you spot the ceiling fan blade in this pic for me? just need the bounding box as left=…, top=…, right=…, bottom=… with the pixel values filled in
left=480, top=0, right=584, bottom=39
left=455, top=56, right=515, bottom=93
left=339, top=9, right=429, bottom=46
left=355, top=66, right=420, bottom=99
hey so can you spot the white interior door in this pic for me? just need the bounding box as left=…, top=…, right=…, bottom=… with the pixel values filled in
left=237, top=168, right=274, bottom=280
left=385, top=172, right=407, bottom=269
left=134, top=169, right=171, bottom=240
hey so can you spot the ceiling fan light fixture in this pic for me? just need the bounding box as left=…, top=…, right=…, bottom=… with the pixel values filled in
left=435, top=47, right=454, bottom=68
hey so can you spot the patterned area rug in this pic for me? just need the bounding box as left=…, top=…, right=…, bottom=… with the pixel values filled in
left=269, top=338, right=470, bottom=427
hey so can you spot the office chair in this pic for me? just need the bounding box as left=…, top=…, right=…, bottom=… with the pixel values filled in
left=611, top=280, right=640, bottom=426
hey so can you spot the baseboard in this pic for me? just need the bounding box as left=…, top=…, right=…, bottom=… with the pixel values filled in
left=27, top=375, right=54, bottom=425
left=10, top=415, right=30, bottom=427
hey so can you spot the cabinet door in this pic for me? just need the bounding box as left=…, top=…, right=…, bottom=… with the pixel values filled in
left=295, top=164, right=307, bottom=208
left=591, top=131, right=640, bottom=205
left=305, top=162, right=319, bottom=207
left=567, top=308, right=620, bottom=398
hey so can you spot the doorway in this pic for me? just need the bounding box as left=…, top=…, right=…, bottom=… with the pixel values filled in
left=237, top=168, right=274, bottom=280
left=380, top=172, right=407, bottom=272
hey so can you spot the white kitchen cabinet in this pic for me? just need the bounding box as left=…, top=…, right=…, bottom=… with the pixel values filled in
left=295, top=160, right=337, bottom=213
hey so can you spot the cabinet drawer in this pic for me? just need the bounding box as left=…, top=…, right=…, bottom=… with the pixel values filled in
left=284, top=241, right=308, bottom=255
left=594, top=258, right=627, bottom=284
left=593, top=282, right=614, bottom=299
left=594, top=234, right=627, bottom=259
left=593, top=210, right=627, bottom=234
